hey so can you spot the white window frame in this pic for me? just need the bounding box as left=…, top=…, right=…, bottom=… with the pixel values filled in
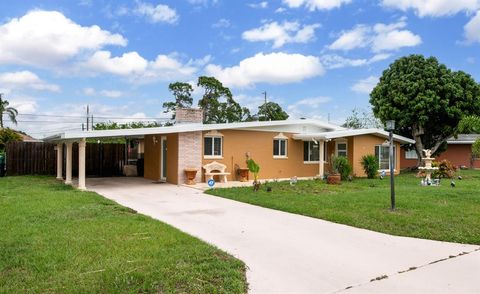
left=405, top=149, right=418, bottom=159
left=273, top=138, right=288, bottom=158
left=304, top=141, right=320, bottom=164
left=376, top=145, right=397, bottom=171
left=204, top=134, right=223, bottom=159
left=335, top=140, right=348, bottom=157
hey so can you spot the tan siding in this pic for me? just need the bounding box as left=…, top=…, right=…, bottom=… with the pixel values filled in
left=144, top=134, right=160, bottom=180
left=201, top=130, right=319, bottom=181
left=352, top=135, right=401, bottom=177
left=166, top=134, right=178, bottom=184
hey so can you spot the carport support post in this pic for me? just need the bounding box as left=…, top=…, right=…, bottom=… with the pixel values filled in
left=78, top=138, right=86, bottom=191
left=56, top=143, right=63, bottom=180
left=65, top=142, right=73, bottom=185
left=319, top=140, right=325, bottom=178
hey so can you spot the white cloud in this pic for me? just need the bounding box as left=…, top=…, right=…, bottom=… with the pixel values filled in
left=83, top=87, right=123, bottom=98
left=212, top=18, right=231, bottom=28
left=464, top=10, right=480, bottom=43
left=287, top=96, right=331, bottom=119
left=320, top=53, right=391, bottom=69
left=134, top=2, right=179, bottom=24
left=85, top=51, right=148, bottom=76
left=140, top=54, right=198, bottom=82
left=205, top=52, right=324, bottom=88
left=0, top=10, right=126, bottom=68
left=0, top=71, right=60, bottom=92
left=381, top=0, right=480, bottom=17
left=328, top=25, right=370, bottom=51
left=328, top=19, right=421, bottom=52
left=242, top=21, right=320, bottom=48
left=8, top=96, right=38, bottom=114
left=282, top=0, right=351, bottom=10
left=248, top=1, right=269, bottom=8
left=351, top=76, right=378, bottom=94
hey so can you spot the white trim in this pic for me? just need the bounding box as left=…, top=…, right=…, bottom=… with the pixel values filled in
left=274, top=156, right=288, bottom=159
left=204, top=155, right=224, bottom=160
left=273, top=138, right=288, bottom=157
left=274, top=132, right=289, bottom=139
left=335, top=141, right=348, bottom=157
left=293, top=128, right=415, bottom=144
left=203, top=136, right=223, bottom=157
left=304, top=161, right=319, bottom=164
left=160, top=136, right=167, bottom=181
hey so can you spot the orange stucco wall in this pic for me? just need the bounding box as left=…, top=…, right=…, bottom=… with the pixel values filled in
left=144, top=134, right=179, bottom=184
left=352, top=135, right=401, bottom=177
left=201, top=130, right=319, bottom=181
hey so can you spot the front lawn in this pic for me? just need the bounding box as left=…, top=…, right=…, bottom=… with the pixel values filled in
left=207, top=170, right=480, bottom=245
left=0, top=176, right=246, bottom=293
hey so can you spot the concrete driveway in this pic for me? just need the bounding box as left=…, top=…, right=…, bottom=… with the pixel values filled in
left=87, top=177, right=480, bottom=294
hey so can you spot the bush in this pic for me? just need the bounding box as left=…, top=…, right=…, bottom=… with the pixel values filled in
left=361, top=154, right=378, bottom=179
left=472, top=138, right=480, bottom=159
left=432, top=159, right=457, bottom=179
left=332, top=156, right=352, bottom=180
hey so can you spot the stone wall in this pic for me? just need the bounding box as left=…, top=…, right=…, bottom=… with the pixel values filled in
left=178, top=131, right=203, bottom=184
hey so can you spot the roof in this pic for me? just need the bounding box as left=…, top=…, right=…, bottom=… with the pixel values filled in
left=292, top=128, right=415, bottom=144
left=447, top=134, right=480, bottom=144
left=44, top=119, right=344, bottom=142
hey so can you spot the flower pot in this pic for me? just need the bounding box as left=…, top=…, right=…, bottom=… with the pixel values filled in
left=184, top=168, right=198, bottom=185
left=327, top=173, right=341, bottom=185
left=237, top=168, right=249, bottom=182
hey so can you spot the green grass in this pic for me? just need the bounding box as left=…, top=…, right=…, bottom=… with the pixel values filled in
left=207, top=170, right=480, bottom=245
left=0, top=176, right=246, bottom=293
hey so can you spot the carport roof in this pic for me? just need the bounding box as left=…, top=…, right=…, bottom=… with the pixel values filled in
left=292, top=128, right=415, bottom=144
left=44, top=119, right=345, bottom=142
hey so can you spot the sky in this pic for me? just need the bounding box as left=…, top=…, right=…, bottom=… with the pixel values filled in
left=0, top=0, right=479, bottom=138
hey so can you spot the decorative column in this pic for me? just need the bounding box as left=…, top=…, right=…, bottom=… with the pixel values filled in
left=56, top=143, right=63, bottom=180
left=78, top=138, right=86, bottom=190
left=319, top=140, right=325, bottom=178
left=65, top=142, right=73, bottom=185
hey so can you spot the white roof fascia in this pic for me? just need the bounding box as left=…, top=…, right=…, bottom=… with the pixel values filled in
left=292, top=128, right=415, bottom=144
left=43, top=119, right=344, bottom=142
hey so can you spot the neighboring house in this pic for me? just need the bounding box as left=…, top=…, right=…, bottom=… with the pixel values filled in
left=45, top=109, right=413, bottom=190
left=401, top=134, right=480, bottom=169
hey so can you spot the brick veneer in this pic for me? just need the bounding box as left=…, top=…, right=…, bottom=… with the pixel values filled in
left=176, top=108, right=203, bottom=124
left=178, top=131, right=203, bottom=184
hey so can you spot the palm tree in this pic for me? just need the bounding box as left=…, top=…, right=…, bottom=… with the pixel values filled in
left=0, top=94, right=18, bottom=129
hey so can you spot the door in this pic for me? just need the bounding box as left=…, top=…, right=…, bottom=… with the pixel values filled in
left=160, top=136, right=167, bottom=181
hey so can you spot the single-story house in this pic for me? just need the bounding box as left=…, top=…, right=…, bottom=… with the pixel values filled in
left=401, top=134, right=480, bottom=169
left=45, top=108, right=414, bottom=190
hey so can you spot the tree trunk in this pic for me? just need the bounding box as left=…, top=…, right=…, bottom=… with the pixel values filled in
left=412, top=124, right=424, bottom=167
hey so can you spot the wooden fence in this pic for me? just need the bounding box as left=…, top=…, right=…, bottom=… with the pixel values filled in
left=5, top=141, right=126, bottom=177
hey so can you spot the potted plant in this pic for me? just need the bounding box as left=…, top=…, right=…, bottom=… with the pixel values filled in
left=247, top=158, right=261, bottom=191
left=237, top=167, right=249, bottom=182
left=328, top=155, right=352, bottom=184
left=327, top=155, right=341, bottom=185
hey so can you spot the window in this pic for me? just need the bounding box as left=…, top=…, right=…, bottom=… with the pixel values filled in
left=375, top=145, right=396, bottom=170
left=336, top=141, right=347, bottom=157
left=204, top=136, right=222, bottom=157
left=304, top=141, right=319, bottom=162
left=273, top=139, right=287, bottom=157
left=405, top=149, right=418, bottom=159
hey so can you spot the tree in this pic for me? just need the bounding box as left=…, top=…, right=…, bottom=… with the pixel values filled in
left=457, top=115, right=480, bottom=134
left=343, top=108, right=382, bottom=129
left=197, top=76, right=247, bottom=123
left=0, top=128, right=22, bottom=152
left=162, top=82, right=194, bottom=119
left=257, top=102, right=289, bottom=121
left=370, top=55, right=480, bottom=165
left=0, top=94, right=18, bottom=128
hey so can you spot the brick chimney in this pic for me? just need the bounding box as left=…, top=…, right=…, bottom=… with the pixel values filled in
left=175, top=108, right=204, bottom=124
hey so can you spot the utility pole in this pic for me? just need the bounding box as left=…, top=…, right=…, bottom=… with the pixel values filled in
left=91, top=114, right=94, bottom=130
left=262, top=91, right=272, bottom=121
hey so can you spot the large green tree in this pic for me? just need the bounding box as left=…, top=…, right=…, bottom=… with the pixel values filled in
left=0, top=94, right=18, bottom=129
left=197, top=76, right=248, bottom=123
left=257, top=102, right=289, bottom=121
left=162, top=82, right=194, bottom=119
left=370, top=55, right=480, bottom=164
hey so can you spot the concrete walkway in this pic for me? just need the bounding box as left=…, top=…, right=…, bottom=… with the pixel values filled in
left=87, top=177, right=480, bottom=294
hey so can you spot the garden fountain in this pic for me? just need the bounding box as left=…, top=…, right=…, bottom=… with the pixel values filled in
left=418, top=149, right=439, bottom=186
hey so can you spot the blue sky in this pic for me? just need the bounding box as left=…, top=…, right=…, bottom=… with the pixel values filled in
left=1, top=0, right=479, bottom=137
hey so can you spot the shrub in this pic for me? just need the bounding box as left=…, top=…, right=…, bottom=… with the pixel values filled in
left=331, top=156, right=352, bottom=180
left=432, top=159, right=457, bottom=179
left=361, top=154, right=378, bottom=179
left=472, top=138, right=480, bottom=159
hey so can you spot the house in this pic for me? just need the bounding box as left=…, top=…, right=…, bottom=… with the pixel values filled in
left=45, top=108, right=414, bottom=190
left=401, top=134, right=480, bottom=169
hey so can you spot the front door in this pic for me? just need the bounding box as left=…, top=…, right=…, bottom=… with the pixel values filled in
left=160, top=136, right=167, bottom=181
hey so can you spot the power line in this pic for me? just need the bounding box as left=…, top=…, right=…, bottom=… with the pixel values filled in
left=10, top=113, right=171, bottom=120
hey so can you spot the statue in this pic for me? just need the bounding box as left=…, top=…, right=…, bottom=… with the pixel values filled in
left=422, top=149, right=432, bottom=158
